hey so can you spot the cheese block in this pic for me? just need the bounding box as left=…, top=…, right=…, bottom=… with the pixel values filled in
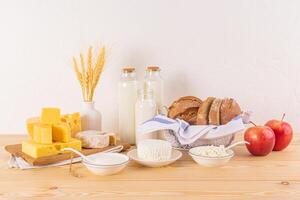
left=61, top=112, right=81, bottom=136
left=22, top=141, right=58, bottom=158
left=33, top=124, right=52, bottom=144
left=76, top=131, right=117, bottom=148
left=22, top=138, right=82, bottom=158
left=26, top=117, right=40, bottom=139
left=41, top=108, right=61, bottom=124
left=52, top=122, right=71, bottom=142
left=54, top=138, right=82, bottom=151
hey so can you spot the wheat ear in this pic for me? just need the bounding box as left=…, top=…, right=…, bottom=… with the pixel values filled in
left=90, top=47, right=106, bottom=100
left=72, top=57, right=85, bottom=100
left=79, top=54, right=86, bottom=101
left=87, top=46, right=93, bottom=101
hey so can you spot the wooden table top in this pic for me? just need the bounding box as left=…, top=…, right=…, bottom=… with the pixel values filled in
left=0, top=134, right=299, bottom=200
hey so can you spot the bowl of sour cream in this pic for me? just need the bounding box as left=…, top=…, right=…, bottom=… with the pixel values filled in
left=62, top=147, right=129, bottom=176
left=82, top=152, right=129, bottom=176
left=189, top=145, right=234, bottom=167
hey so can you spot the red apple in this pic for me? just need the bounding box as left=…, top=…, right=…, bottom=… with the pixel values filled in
left=244, top=125, right=275, bottom=156
left=265, top=114, right=293, bottom=151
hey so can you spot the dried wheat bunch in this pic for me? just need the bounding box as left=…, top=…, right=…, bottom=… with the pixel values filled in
left=72, top=46, right=106, bottom=101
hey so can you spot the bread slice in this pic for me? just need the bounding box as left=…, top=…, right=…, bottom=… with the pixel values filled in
left=208, top=98, right=222, bottom=125
left=168, top=96, right=202, bottom=119
left=220, top=98, right=242, bottom=125
left=196, top=97, right=215, bottom=125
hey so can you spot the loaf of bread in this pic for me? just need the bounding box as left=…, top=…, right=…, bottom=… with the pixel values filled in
left=169, top=96, right=242, bottom=126
left=168, top=96, right=202, bottom=125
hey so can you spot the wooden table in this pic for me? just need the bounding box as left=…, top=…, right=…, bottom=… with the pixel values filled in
left=0, top=135, right=299, bottom=200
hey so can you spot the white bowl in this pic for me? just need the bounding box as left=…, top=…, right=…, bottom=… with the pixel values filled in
left=82, top=153, right=129, bottom=176
left=127, top=149, right=182, bottom=168
left=189, top=148, right=234, bottom=167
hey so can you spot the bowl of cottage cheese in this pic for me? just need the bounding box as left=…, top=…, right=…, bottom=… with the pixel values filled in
left=189, top=145, right=234, bottom=167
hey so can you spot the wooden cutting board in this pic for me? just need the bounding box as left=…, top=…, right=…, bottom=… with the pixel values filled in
left=5, top=142, right=131, bottom=166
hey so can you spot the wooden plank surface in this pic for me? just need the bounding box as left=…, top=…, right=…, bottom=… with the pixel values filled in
left=0, top=134, right=300, bottom=200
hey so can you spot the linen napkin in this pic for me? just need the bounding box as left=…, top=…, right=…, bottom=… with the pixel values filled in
left=137, top=114, right=247, bottom=145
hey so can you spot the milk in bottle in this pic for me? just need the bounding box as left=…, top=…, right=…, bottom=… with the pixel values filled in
left=118, top=67, right=138, bottom=144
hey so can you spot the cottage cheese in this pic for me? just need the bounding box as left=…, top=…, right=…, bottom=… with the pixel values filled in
left=189, top=145, right=230, bottom=157
left=137, top=139, right=172, bottom=161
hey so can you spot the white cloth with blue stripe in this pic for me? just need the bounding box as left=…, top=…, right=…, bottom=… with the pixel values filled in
left=137, top=115, right=245, bottom=145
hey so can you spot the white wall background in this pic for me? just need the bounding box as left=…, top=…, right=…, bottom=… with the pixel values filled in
left=0, top=0, right=300, bottom=134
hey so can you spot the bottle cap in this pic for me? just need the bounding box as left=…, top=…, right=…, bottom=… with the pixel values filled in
left=122, top=67, right=135, bottom=73
left=147, top=66, right=160, bottom=71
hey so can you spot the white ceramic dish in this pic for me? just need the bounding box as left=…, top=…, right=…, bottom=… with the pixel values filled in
left=189, top=148, right=234, bottom=167
left=127, top=149, right=182, bottom=168
left=82, top=153, right=129, bottom=176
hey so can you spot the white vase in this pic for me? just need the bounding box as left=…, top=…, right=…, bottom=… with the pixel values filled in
left=80, top=101, right=102, bottom=131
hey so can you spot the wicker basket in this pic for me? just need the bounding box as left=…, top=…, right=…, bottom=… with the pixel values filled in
left=162, top=130, right=237, bottom=150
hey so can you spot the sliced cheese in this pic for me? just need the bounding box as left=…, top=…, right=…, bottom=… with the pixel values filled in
left=41, top=108, right=61, bottom=124
left=22, top=141, right=58, bottom=158
left=33, top=123, right=52, bottom=144
left=52, top=122, right=71, bottom=142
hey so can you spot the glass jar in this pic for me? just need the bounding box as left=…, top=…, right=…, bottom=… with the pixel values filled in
left=135, top=89, right=158, bottom=144
left=144, top=66, right=164, bottom=111
left=118, top=67, right=138, bottom=144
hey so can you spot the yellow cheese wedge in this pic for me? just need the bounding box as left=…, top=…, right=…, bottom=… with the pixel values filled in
left=26, top=117, right=40, bottom=139
left=52, top=122, right=71, bottom=142
left=33, top=124, right=52, bottom=144
left=61, top=112, right=82, bottom=136
left=22, top=141, right=58, bottom=158
left=54, top=138, right=82, bottom=151
left=41, top=108, right=61, bottom=124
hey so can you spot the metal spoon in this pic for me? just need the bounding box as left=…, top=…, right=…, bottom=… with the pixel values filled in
left=62, top=147, right=95, bottom=164
left=225, top=141, right=250, bottom=150
left=62, top=146, right=124, bottom=165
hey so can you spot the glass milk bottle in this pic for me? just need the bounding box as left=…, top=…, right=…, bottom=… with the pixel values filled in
left=144, top=66, right=164, bottom=111
left=135, top=89, right=158, bottom=144
left=118, top=67, right=138, bottom=144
